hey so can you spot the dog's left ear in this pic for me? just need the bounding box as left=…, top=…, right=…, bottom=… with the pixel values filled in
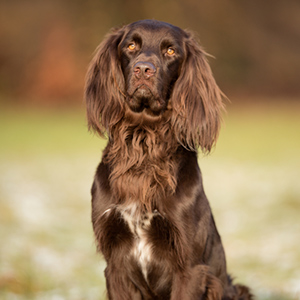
left=170, top=33, right=225, bottom=153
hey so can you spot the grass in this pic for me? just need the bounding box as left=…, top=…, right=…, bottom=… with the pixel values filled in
left=0, top=101, right=300, bottom=299
left=0, top=106, right=105, bottom=157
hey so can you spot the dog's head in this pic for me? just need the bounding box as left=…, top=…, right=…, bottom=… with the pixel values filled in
left=118, top=20, right=186, bottom=116
left=85, top=20, right=224, bottom=152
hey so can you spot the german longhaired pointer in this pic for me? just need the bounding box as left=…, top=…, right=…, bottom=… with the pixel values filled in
left=85, top=19, right=252, bottom=300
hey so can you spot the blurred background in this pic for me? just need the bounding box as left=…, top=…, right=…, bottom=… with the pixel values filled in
left=0, top=0, right=299, bottom=299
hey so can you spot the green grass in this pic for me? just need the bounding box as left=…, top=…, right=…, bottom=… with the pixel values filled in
left=213, top=102, right=300, bottom=164
left=0, top=106, right=106, bottom=157
left=0, top=101, right=300, bottom=299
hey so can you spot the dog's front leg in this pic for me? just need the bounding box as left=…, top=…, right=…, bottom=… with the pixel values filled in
left=104, top=265, right=142, bottom=300
left=171, top=265, right=223, bottom=300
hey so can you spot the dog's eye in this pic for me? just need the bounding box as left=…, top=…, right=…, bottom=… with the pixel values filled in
left=128, top=43, right=136, bottom=51
left=166, top=48, right=175, bottom=56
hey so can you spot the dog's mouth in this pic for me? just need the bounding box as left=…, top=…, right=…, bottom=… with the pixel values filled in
left=127, top=84, right=165, bottom=115
left=134, top=84, right=153, bottom=99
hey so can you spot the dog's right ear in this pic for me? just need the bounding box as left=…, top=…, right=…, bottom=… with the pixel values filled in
left=85, top=26, right=126, bottom=137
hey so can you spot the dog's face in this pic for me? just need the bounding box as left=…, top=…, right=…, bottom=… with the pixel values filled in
left=85, top=19, right=224, bottom=152
left=119, top=20, right=187, bottom=116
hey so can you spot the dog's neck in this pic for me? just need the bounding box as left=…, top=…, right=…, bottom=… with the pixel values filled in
left=103, top=115, right=179, bottom=213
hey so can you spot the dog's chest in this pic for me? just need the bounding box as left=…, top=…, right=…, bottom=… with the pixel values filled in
left=121, top=205, right=159, bottom=280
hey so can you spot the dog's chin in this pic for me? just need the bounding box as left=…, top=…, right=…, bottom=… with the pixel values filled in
left=126, top=86, right=166, bottom=116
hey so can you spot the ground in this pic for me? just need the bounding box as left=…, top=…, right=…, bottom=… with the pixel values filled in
left=0, top=101, right=299, bottom=299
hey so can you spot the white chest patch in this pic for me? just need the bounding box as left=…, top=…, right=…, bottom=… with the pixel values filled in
left=120, top=204, right=160, bottom=281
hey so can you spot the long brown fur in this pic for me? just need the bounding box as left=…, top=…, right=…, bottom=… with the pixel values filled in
left=85, top=20, right=253, bottom=300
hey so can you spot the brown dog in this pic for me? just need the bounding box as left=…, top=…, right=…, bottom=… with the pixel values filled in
left=85, top=19, right=253, bottom=300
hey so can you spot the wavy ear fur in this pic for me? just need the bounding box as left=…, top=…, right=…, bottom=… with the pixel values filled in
left=171, top=33, right=225, bottom=153
left=85, top=27, right=126, bottom=137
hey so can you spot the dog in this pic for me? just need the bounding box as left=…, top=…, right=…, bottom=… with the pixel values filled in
left=85, top=19, right=253, bottom=300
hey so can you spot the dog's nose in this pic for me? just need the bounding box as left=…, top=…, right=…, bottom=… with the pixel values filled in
left=133, top=62, right=156, bottom=79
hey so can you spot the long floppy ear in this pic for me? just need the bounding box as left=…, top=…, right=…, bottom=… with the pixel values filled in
left=170, top=33, right=225, bottom=153
left=85, top=26, right=126, bottom=137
